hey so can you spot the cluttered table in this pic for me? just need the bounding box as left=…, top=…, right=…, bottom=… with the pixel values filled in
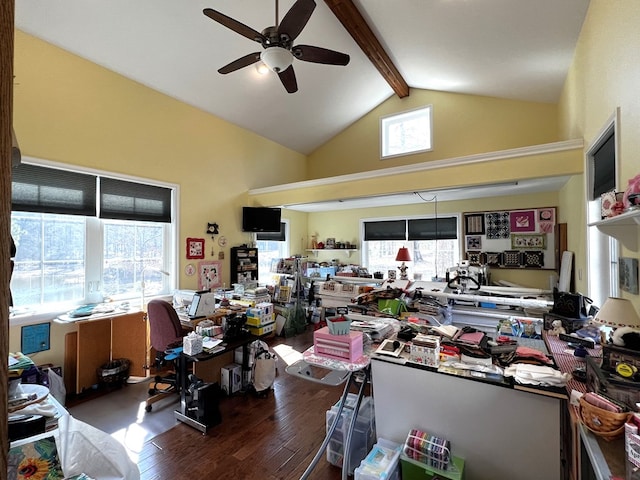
left=9, top=352, right=139, bottom=479
left=544, top=332, right=629, bottom=480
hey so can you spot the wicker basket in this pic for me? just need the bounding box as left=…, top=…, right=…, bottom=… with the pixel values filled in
left=578, top=396, right=631, bottom=440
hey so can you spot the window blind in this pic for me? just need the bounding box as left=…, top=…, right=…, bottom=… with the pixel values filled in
left=408, top=217, right=457, bottom=240
left=593, top=131, right=616, bottom=198
left=100, top=177, right=172, bottom=223
left=364, top=220, right=406, bottom=241
left=11, top=163, right=97, bottom=216
left=256, top=222, right=286, bottom=242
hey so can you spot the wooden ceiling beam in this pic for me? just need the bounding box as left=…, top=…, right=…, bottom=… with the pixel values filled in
left=325, top=0, right=409, bottom=98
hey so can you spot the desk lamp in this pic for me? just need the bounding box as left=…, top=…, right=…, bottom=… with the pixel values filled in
left=395, top=247, right=411, bottom=281
left=141, top=267, right=170, bottom=311
left=593, top=297, right=640, bottom=345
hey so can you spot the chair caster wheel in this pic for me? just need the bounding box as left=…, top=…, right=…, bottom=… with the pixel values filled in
left=148, top=388, right=156, bottom=396
left=145, top=404, right=152, bottom=412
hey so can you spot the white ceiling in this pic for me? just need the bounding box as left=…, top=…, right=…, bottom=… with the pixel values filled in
left=15, top=0, right=590, bottom=156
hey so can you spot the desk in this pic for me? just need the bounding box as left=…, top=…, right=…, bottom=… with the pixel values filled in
left=59, top=310, right=148, bottom=394
left=286, top=346, right=371, bottom=480
left=174, top=335, right=256, bottom=433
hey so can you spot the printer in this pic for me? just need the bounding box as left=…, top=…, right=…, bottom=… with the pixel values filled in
left=188, top=291, right=217, bottom=319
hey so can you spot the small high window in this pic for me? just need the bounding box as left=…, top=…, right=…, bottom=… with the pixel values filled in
left=381, top=105, right=433, bottom=159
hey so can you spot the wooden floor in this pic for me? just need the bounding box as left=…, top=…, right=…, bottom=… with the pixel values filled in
left=137, top=326, right=352, bottom=480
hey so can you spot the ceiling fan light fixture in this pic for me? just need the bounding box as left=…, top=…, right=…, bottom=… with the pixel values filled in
left=255, top=61, right=270, bottom=75
left=260, top=47, right=293, bottom=73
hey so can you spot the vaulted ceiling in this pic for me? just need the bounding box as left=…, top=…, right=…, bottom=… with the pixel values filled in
left=15, top=0, right=590, bottom=155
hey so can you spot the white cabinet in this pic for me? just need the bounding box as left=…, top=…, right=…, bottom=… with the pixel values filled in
left=589, top=209, right=640, bottom=251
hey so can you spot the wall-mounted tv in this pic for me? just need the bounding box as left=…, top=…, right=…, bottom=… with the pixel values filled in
left=242, top=206, right=282, bottom=233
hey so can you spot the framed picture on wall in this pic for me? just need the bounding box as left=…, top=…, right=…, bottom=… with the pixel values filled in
left=619, top=257, right=639, bottom=294
left=466, top=235, right=482, bottom=250
left=186, top=237, right=205, bottom=259
left=198, top=260, right=222, bottom=291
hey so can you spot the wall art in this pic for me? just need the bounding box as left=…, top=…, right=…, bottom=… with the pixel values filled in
left=511, top=233, right=547, bottom=250
left=186, top=237, right=205, bottom=259
left=510, top=210, right=536, bottom=233
left=466, top=235, right=482, bottom=250
left=198, top=260, right=222, bottom=290
left=619, top=257, right=639, bottom=294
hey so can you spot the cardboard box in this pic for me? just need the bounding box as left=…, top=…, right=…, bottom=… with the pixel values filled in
left=247, top=322, right=275, bottom=337
left=221, top=363, right=242, bottom=395
left=410, top=335, right=440, bottom=367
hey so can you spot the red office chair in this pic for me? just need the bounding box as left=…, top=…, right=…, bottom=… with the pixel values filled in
left=145, top=299, right=184, bottom=412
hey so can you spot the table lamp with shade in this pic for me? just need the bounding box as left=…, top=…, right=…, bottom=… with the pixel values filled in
left=593, top=297, right=640, bottom=347
left=395, top=247, right=411, bottom=280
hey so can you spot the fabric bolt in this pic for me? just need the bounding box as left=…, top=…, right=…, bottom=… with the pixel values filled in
left=504, top=363, right=571, bottom=387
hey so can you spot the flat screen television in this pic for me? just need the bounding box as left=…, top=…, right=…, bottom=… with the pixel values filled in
left=242, top=206, right=281, bottom=233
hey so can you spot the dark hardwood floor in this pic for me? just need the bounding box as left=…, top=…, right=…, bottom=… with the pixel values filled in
left=137, top=326, right=353, bottom=480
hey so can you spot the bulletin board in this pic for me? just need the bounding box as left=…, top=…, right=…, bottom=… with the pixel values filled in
left=463, top=207, right=557, bottom=270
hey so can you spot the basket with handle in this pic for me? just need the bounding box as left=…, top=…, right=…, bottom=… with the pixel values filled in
left=579, top=396, right=631, bottom=440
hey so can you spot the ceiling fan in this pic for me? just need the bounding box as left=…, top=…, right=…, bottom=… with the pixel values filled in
left=203, top=0, right=350, bottom=93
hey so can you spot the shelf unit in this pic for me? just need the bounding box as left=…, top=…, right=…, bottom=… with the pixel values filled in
left=230, top=246, right=259, bottom=284
left=306, top=248, right=358, bottom=258
left=589, top=209, right=640, bottom=251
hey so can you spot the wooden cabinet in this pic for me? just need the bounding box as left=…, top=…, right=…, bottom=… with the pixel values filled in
left=65, top=311, right=148, bottom=394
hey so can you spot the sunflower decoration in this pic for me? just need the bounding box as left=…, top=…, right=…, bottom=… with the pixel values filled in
left=8, top=436, right=64, bottom=480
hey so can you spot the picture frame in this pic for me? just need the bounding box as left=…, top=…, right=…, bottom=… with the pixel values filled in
left=466, top=235, right=482, bottom=250
left=197, top=260, right=222, bottom=290
left=511, top=233, right=546, bottom=250
left=325, top=237, right=336, bottom=248
left=464, top=213, right=485, bottom=235
left=509, top=210, right=536, bottom=232
left=186, top=237, right=205, bottom=259
left=619, top=257, right=639, bottom=295
left=21, top=322, right=51, bottom=355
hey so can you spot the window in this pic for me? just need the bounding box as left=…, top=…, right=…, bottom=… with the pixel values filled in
left=10, top=161, right=176, bottom=312
left=381, top=105, right=433, bottom=159
left=256, top=221, right=289, bottom=285
left=362, top=215, right=459, bottom=280
left=586, top=109, right=620, bottom=305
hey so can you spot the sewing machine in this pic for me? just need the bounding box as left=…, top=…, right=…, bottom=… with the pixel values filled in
left=188, top=291, right=217, bottom=319
left=445, top=260, right=489, bottom=294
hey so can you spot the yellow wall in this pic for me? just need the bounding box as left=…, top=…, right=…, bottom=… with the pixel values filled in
left=14, top=1, right=640, bottom=368
left=13, top=31, right=308, bottom=292
left=308, top=89, right=559, bottom=179
left=302, top=192, right=560, bottom=289
left=10, top=31, right=308, bottom=366
left=557, top=0, right=640, bottom=301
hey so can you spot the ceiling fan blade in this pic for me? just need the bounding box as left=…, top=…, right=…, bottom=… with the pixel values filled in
left=203, top=8, right=266, bottom=44
left=292, top=45, right=350, bottom=66
left=278, top=66, right=298, bottom=93
left=278, top=0, right=316, bottom=42
left=218, top=52, right=262, bottom=74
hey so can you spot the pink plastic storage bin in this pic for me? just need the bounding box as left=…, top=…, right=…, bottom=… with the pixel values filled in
left=314, top=327, right=364, bottom=362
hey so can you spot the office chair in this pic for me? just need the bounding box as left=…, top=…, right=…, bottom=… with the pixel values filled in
left=145, top=299, right=184, bottom=412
